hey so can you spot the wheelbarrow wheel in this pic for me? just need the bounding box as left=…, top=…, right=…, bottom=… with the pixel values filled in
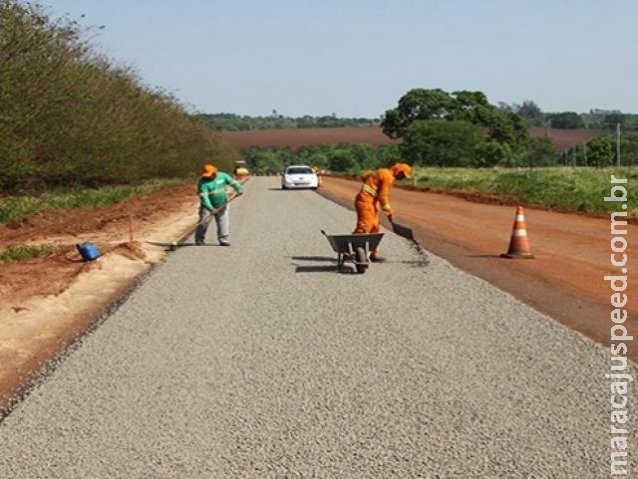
left=355, top=246, right=368, bottom=274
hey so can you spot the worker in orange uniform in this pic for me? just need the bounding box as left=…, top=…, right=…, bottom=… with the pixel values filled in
left=353, top=162, right=412, bottom=261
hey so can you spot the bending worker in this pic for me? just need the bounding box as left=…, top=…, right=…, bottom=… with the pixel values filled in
left=353, top=162, right=412, bottom=261
left=195, top=163, right=243, bottom=246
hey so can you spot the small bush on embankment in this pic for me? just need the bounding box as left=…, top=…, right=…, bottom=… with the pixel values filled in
left=0, top=1, right=239, bottom=195
left=414, top=167, right=638, bottom=217
left=0, top=244, right=57, bottom=263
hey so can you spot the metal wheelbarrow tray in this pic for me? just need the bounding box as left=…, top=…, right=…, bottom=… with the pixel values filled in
left=321, top=230, right=384, bottom=274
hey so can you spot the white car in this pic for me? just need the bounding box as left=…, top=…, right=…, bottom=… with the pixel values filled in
left=281, top=165, right=318, bottom=190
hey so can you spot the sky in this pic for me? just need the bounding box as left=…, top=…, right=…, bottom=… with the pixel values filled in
left=42, top=0, right=637, bottom=118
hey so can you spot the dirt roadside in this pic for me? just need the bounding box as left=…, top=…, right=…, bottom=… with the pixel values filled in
left=0, top=176, right=635, bottom=415
left=0, top=183, right=202, bottom=414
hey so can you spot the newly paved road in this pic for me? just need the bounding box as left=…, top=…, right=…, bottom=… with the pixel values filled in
left=0, top=177, right=634, bottom=478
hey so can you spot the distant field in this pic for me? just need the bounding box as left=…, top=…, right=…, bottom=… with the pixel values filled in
left=528, top=128, right=602, bottom=151
left=219, top=126, right=602, bottom=152
left=219, top=127, right=398, bottom=151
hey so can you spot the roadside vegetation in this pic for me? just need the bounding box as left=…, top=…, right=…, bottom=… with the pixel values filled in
left=0, top=0, right=239, bottom=261
left=0, top=0, right=240, bottom=196
left=380, top=88, right=638, bottom=169
left=197, top=112, right=379, bottom=131
left=0, top=244, right=57, bottom=264
left=200, top=104, right=638, bottom=133
left=0, top=179, right=187, bottom=224
left=413, top=167, right=638, bottom=217
left=237, top=140, right=637, bottom=218
left=0, top=178, right=189, bottom=263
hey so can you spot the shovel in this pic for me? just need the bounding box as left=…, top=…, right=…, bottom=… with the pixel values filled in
left=389, top=217, right=415, bottom=242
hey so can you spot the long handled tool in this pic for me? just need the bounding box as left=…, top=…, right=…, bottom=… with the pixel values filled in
left=389, top=217, right=415, bottom=242
left=169, top=192, right=242, bottom=251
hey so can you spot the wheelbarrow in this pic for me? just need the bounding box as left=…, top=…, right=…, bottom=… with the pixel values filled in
left=321, top=230, right=384, bottom=274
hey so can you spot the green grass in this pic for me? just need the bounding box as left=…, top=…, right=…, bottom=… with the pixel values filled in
left=0, top=178, right=187, bottom=225
left=413, top=167, right=638, bottom=216
left=0, top=244, right=58, bottom=264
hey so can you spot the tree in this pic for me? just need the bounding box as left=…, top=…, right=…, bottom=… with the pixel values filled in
left=603, top=113, right=625, bottom=131
left=347, top=144, right=377, bottom=170
left=472, top=141, right=512, bottom=168
left=480, top=110, right=529, bottom=146
left=375, top=144, right=401, bottom=167
left=400, top=120, right=484, bottom=167
left=497, top=102, right=515, bottom=113
left=586, top=135, right=614, bottom=167
left=382, top=88, right=529, bottom=147
left=451, top=90, right=492, bottom=125
left=381, top=88, right=453, bottom=138
left=242, top=146, right=293, bottom=173
left=547, top=112, right=585, bottom=129
left=307, top=152, right=329, bottom=170
left=618, top=132, right=638, bottom=166
left=519, top=137, right=557, bottom=168
left=517, top=100, right=545, bottom=127
left=328, top=148, right=356, bottom=172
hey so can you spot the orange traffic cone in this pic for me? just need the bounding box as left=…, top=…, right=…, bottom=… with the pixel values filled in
left=501, top=206, right=534, bottom=259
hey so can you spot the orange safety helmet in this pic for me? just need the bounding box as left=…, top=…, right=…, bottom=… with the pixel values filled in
left=391, top=162, right=412, bottom=179
left=202, top=164, right=218, bottom=178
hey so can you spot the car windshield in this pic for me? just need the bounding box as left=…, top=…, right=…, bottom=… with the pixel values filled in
left=286, top=167, right=313, bottom=175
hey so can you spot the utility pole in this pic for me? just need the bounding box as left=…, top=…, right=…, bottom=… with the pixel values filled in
left=616, top=123, right=621, bottom=167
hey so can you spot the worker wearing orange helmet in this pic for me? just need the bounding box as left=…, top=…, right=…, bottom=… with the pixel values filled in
left=353, top=162, right=412, bottom=260
left=195, top=163, right=243, bottom=246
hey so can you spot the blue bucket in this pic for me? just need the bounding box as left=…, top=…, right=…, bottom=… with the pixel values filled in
left=76, top=242, right=100, bottom=261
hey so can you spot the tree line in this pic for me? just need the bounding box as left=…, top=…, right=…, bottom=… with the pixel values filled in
left=499, top=101, right=638, bottom=131
left=195, top=112, right=379, bottom=132
left=241, top=144, right=401, bottom=176
left=240, top=89, right=638, bottom=171
left=198, top=104, right=637, bottom=133
left=0, top=0, right=240, bottom=194
left=385, top=89, right=637, bottom=168
left=239, top=89, right=545, bottom=172
left=561, top=134, right=638, bottom=167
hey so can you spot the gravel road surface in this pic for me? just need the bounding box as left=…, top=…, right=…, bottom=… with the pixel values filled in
left=0, top=177, right=634, bottom=478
